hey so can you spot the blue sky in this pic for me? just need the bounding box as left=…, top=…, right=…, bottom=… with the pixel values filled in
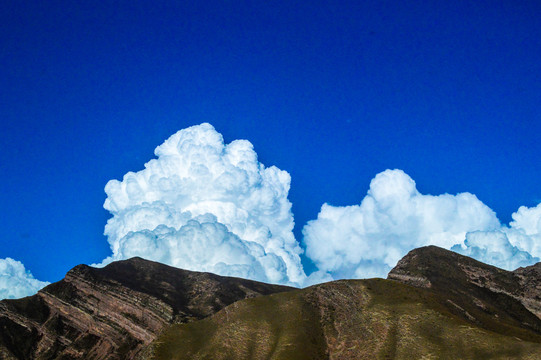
left=1, top=0, right=540, bottom=286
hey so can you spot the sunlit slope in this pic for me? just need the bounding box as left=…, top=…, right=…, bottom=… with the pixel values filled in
left=152, top=278, right=541, bottom=360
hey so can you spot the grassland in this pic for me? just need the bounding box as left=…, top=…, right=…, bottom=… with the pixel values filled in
left=151, top=278, right=541, bottom=359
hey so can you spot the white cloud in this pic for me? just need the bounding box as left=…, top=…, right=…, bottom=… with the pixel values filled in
left=451, top=230, right=538, bottom=270
left=511, top=203, right=541, bottom=235
left=5, top=124, right=540, bottom=298
left=101, top=123, right=306, bottom=286
left=507, top=203, right=541, bottom=257
left=302, top=169, right=506, bottom=279
left=99, top=126, right=541, bottom=283
left=106, top=214, right=285, bottom=281
left=452, top=203, right=541, bottom=270
left=0, top=258, right=49, bottom=300
left=5, top=124, right=539, bottom=298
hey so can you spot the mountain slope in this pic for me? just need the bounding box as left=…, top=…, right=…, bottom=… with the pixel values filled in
left=152, top=278, right=541, bottom=360
left=388, top=246, right=541, bottom=338
left=3, top=247, right=541, bottom=359
left=0, top=257, right=294, bottom=360
left=151, top=246, right=541, bottom=359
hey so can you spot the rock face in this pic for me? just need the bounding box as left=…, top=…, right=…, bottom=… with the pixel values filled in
left=0, top=257, right=294, bottom=360
left=513, top=263, right=541, bottom=318
left=388, top=246, right=541, bottom=335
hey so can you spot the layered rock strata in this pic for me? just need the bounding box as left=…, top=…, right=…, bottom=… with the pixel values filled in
left=388, top=246, right=541, bottom=334
left=0, top=257, right=293, bottom=360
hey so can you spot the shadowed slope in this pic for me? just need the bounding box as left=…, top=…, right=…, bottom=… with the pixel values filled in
left=388, top=246, right=541, bottom=338
left=0, top=257, right=294, bottom=360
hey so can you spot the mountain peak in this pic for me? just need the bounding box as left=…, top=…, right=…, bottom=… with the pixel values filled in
left=0, top=259, right=293, bottom=359
left=388, top=245, right=541, bottom=337
left=388, top=245, right=506, bottom=287
left=4, top=250, right=541, bottom=359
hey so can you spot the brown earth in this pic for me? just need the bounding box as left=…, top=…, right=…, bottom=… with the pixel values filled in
left=388, top=245, right=541, bottom=336
left=0, top=257, right=294, bottom=360
left=4, top=246, right=541, bottom=359
left=152, top=278, right=541, bottom=360
left=151, top=246, right=541, bottom=359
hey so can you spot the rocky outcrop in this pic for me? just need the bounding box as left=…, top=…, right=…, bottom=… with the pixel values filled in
left=0, top=257, right=294, bottom=360
left=512, top=263, right=541, bottom=317
left=388, top=246, right=541, bottom=336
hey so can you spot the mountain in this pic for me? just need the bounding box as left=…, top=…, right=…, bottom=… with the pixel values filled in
left=3, top=247, right=541, bottom=359
left=0, top=257, right=294, bottom=360
left=151, top=246, right=541, bottom=359
left=388, top=245, right=541, bottom=336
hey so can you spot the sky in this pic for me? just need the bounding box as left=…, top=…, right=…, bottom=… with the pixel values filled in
left=1, top=0, right=540, bottom=297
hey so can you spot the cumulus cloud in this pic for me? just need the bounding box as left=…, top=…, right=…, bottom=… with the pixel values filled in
left=452, top=203, right=541, bottom=270
left=6, top=124, right=538, bottom=298
left=101, top=123, right=306, bottom=286
left=302, top=169, right=512, bottom=279
left=508, top=203, right=541, bottom=256
left=0, top=258, right=49, bottom=300
left=452, top=231, right=538, bottom=270
left=98, top=124, right=541, bottom=285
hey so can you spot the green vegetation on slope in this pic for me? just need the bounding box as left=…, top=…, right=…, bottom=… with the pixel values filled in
left=152, top=279, right=541, bottom=360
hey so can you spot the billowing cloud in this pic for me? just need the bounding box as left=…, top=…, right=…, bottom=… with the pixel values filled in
left=508, top=203, right=541, bottom=256
left=451, top=230, right=538, bottom=270
left=5, top=124, right=540, bottom=298
left=0, top=258, right=49, bottom=300
left=452, top=203, right=541, bottom=270
left=110, top=214, right=286, bottom=281
left=5, top=122, right=539, bottom=299
left=302, top=169, right=512, bottom=279
left=101, top=123, right=306, bottom=286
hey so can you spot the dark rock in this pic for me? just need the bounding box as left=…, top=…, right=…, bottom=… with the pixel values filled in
left=0, top=257, right=294, bottom=360
left=388, top=246, right=541, bottom=337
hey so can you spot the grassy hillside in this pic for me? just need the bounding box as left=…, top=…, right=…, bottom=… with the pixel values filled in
left=151, top=278, right=541, bottom=360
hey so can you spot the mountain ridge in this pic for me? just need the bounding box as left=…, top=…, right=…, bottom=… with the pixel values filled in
left=0, top=257, right=294, bottom=359
left=388, top=245, right=541, bottom=336
left=151, top=246, right=541, bottom=359
left=3, top=247, right=541, bottom=359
